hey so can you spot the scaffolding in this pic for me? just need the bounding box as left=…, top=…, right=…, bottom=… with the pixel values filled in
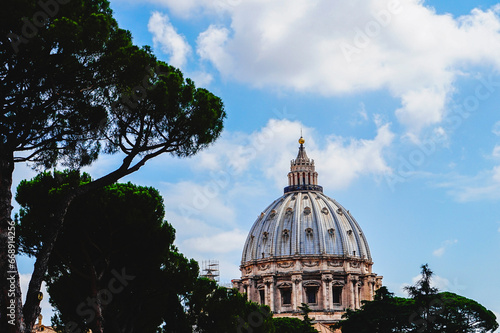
left=201, top=260, right=220, bottom=282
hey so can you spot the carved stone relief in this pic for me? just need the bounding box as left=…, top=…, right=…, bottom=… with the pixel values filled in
left=303, top=260, right=319, bottom=267
left=259, top=263, right=270, bottom=271
left=327, top=260, right=343, bottom=267
left=277, top=261, right=294, bottom=268
left=350, top=261, right=360, bottom=268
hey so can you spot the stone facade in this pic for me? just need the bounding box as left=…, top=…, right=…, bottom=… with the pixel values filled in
left=233, top=256, right=382, bottom=324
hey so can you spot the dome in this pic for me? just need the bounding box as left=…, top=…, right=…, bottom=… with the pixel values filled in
left=241, top=138, right=372, bottom=264
left=241, top=191, right=371, bottom=263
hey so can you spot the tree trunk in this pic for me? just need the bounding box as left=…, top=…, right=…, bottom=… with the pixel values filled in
left=89, top=263, right=104, bottom=333
left=0, top=152, right=25, bottom=333
left=22, top=194, right=75, bottom=333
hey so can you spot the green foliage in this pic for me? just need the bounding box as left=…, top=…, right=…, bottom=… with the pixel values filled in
left=2, top=0, right=122, bottom=167
left=180, top=278, right=274, bottom=333
left=334, top=265, right=499, bottom=333
left=273, top=317, right=317, bottom=333
left=16, top=171, right=199, bottom=333
left=333, top=287, right=414, bottom=333
left=2, top=0, right=226, bottom=168
left=296, top=303, right=318, bottom=333
left=436, top=292, right=499, bottom=333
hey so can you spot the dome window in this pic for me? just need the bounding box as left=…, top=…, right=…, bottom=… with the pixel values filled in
left=303, top=195, right=308, bottom=200
left=305, top=228, right=313, bottom=236
left=270, top=209, right=277, bottom=217
left=286, top=207, right=293, bottom=215
left=263, top=232, right=269, bottom=240
left=321, top=207, right=329, bottom=215
left=328, top=228, right=335, bottom=236
left=304, top=207, right=311, bottom=215
left=282, top=229, right=290, bottom=237
left=347, top=230, right=353, bottom=236
left=291, top=196, right=296, bottom=200
left=336, top=208, right=343, bottom=215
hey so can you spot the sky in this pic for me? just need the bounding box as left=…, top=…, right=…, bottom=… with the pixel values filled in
left=13, top=0, right=500, bottom=328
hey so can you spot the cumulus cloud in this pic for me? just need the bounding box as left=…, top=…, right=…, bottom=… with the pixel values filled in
left=189, top=118, right=394, bottom=190
left=140, top=0, right=500, bottom=139
left=148, top=11, right=192, bottom=68
left=181, top=229, right=247, bottom=254
left=314, top=122, right=395, bottom=189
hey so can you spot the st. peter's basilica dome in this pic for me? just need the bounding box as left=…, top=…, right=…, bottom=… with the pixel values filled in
left=233, top=137, right=382, bottom=327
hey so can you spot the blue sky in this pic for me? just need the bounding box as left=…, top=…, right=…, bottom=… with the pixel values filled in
left=14, top=0, right=500, bottom=326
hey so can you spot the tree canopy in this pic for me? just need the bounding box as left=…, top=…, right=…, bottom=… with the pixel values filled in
left=273, top=316, right=318, bottom=333
left=1, top=1, right=225, bottom=331
left=16, top=171, right=199, bottom=333
left=334, top=265, right=499, bottom=333
left=183, top=277, right=274, bottom=333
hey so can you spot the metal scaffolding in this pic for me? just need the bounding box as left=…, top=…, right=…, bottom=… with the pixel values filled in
left=201, top=260, right=220, bottom=282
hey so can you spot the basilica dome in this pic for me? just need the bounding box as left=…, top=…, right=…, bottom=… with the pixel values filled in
left=241, top=190, right=372, bottom=262
left=242, top=137, right=371, bottom=263
left=233, top=137, right=382, bottom=327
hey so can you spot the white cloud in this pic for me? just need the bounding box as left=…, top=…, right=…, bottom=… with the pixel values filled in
left=315, top=123, right=394, bottom=189
left=493, top=121, right=500, bottom=136
left=169, top=0, right=500, bottom=138
left=350, top=102, right=369, bottom=126
left=493, top=145, right=500, bottom=159
left=134, top=0, right=500, bottom=139
left=189, top=71, right=214, bottom=87
left=433, top=239, right=458, bottom=257
left=402, top=273, right=465, bottom=295
left=189, top=118, right=394, bottom=190
left=159, top=180, right=237, bottom=229
left=181, top=229, right=247, bottom=254
left=395, top=87, right=448, bottom=142
left=196, top=25, right=232, bottom=72
left=148, top=11, right=192, bottom=68
left=437, top=166, right=500, bottom=202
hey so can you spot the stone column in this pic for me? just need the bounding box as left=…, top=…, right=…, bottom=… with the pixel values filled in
left=356, top=281, right=361, bottom=308
left=243, top=280, right=251, bottom=302
left=264, top=276, right=274, bottom=311
left=369, top=279, right=375, bottom=301
left=292, top=274, right=302, bottom=312
left=350, top=276, right=357, bottom=309
left=322, top=274, right=333, bottom=311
